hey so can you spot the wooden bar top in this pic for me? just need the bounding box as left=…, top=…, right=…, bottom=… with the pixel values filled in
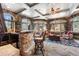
left=34, top=37, right=43, bottom=40
left=20, top=30, right=33, bottom=34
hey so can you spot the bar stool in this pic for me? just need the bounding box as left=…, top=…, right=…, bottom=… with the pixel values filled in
left=34, top=37, right=44, bottom=56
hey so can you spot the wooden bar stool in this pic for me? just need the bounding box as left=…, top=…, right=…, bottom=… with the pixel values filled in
left=34, top=37, right=44, bottom=56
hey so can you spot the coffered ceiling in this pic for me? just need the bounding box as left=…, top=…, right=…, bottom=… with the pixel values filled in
left=1, top=3, right=79, bottom=20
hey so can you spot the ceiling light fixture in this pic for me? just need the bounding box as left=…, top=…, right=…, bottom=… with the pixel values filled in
left=48, top=7, right=69, bottom=15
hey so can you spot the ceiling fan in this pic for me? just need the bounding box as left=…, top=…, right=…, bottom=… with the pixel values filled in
left=50, top=8, right=70, bottom=13
left=35, top=8, right=70, bottom=16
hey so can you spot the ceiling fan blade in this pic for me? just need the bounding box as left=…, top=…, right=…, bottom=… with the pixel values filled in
left=15, top=8, right=26, bottom=14
left=43, top=8, right=70, bottom=15
left=56, top=8, right=70, bottom=13
left=18, top=14, right=33, bottom=19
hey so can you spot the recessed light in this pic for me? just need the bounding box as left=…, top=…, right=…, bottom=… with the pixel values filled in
left=7, top=6, right=10, bottom=9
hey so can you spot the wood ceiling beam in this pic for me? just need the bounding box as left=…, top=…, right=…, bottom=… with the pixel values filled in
left=34, top=9, right=50, bottom=16
left=25, top=3, right=38, bottom=7
left=15, top=8, right=26, bottom=14
left=3, top=9, right=33, bottom=20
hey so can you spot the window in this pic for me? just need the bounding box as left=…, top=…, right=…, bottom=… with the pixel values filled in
left=5, top=21, right=11, bottom=30
left=33, top=21, right=46, bottom=31
left=3, top=13, right=12, bottom=21
left=50, top=20, right=66, bottom=33
left=3, top=13, right=14, bottom=32
left=21, top=19, right=31, bottom=31
left=72, top=16, right=79, bottom=33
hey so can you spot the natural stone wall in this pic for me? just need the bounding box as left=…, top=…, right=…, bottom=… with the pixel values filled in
left=19, top=32, right=34, bottom=55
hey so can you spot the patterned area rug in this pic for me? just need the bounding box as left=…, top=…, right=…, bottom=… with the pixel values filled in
left=34, top=39, right=79, bottom=56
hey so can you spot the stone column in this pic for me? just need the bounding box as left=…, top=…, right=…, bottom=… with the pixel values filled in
left=0, top=4, right=7, bottom=32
